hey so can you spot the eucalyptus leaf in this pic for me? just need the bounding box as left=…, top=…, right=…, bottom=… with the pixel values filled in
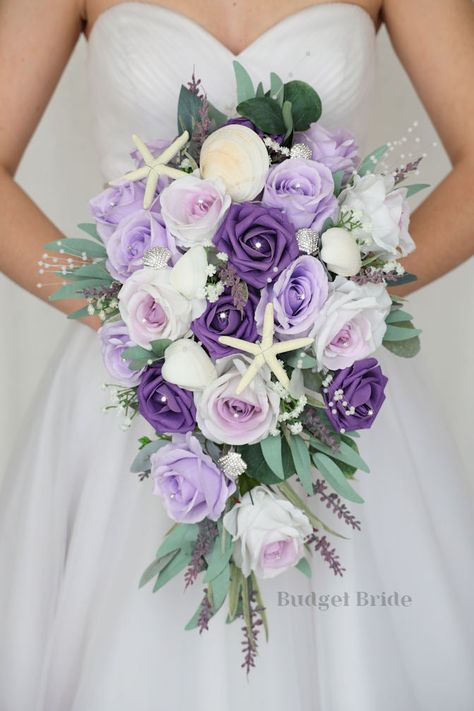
left=383, top=335, right=421, bottom=358
left=312, top=453, right=364, bottom=504
left=310, top=438, right=370, bottom=473
left=227, top=563, right=243, bottom=623
left=204, top=527, right=233, bottom=583
left=78, top=222, right=101, bottom=241
left=233, top=61, right=255, bottom=103
left=269, top=71, right=284, bottom=106
left=295, top=557, right=312, bottom=578
left=358, top=144, right=389, bottom=176
left=283, top=80, right=322, bottom=130
left=282, top=100, right=293, bottom=140
left=65, top=261, right=112, bottom=283
left=386, top=308, right=414, bottom=324
left=44, top=238, right=107, bottom=259
left=383, top=323, right=422, bottom=341
left=155, top=523, right=198, bottom=560
left=153, top=547, right=193, bottom=592
left=177, top=84, right=201, bottom=135
left=48, top=281, right=104, bottom=301
left=236, top=96, right=285, bottom=134
left=288, top=434, right=313, bottom=495
left=333, top=170, right=345, bottom=196
left=130, top=439, right=168, bottom=474
left=388, top=272, right=418, bottom=287
left=209, top=563, right=230, bottom=612
left=403, top=183, right=430, bottom=198
left=255, top=81, right=265, bottom=97
left=285, top=351, right=317, bottom=369
left=66, top=306, right=90, bottom=320
left=260, top=435, right=285, bottom=480
left=139, top=551, right=177, bottom=589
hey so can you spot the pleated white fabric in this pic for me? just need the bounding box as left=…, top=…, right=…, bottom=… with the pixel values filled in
left=1, top=4, right=473, bottom=710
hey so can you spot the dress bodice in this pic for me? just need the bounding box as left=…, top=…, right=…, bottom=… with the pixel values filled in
left=87, top=2, right=376, bottom=180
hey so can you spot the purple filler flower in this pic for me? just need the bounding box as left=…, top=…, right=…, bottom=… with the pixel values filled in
left=99, top=319, right=143, bottom=387
left=256, top=255, right=329, bottom=339
left=213, top=202, right=299, bottom=289
left=192, top=288, right=259, bottom=358
left=104, top=210, right=178, bottom=282
left=295, top=123, right=360, bottom=180
left=262, top=158, right=337, bottom=231
left=137, top=362, right=196, bottom=434
left=323, top=357, right=388, bottom=433
left=150, top=432, right=236, bottom=523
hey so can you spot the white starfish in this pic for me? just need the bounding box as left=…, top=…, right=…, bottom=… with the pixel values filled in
left=110, top=131, right=190, bottom=209
left=218, top=303, right=314, bottom=395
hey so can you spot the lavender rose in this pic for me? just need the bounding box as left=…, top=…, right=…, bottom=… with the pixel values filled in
left=99, top=319, right=143, bottom=387
left=150, top=432, right=236, bottom=523
left=89, top=182, right=152, bottom=241
left=137, top=362, right=196, bottom=433
left=323, top=358, right=388, bottom=433
left=104, top=210, right=178, bottom=282
left=295, top=123, right=360, bottom=180
left=195, top=356, right=280, bottom=445
left=262, top=157, right=338, bottom=231
left=192, top=288, right=259, bottom=359
left=213, top=202, right=299, bottom=288
left=256, top=255, right=328, bottom=339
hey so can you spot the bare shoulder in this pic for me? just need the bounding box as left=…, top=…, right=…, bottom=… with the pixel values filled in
left=381, top=0, right=474, bottom=163
left=0, top=0, right=84, bottom=173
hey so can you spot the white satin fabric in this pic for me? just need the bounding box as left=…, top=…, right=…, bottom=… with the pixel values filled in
left=1, top=4, right=473, bottom=710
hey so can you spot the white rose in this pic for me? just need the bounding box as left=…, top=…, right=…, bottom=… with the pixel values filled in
left=161, top=339, right=217, bottom=391
left=160, top=175, right=231, bottom=248
left=194, top=357, right=280, bottom=445
left=118, top=268, right=205, bottom=349
left=200, top=124, right=269, bottom=202
left=312, top=276, right=391, bottom=370
left=320, top=227, right=362, bottom=276
left=223, top=487, right=312, bottom=579
left=170, top=245, right=208, bottom=301
left=339, top=173, right=415, bottom=256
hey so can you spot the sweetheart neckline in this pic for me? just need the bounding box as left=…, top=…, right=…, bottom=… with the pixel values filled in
left=87, top=1, right=377, bottom=59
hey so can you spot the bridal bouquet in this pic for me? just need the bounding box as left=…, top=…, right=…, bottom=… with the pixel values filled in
left=44, top=62, right=425, bottom=671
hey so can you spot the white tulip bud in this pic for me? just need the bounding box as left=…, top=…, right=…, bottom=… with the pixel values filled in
left=161, top=339, right=217, bottom=391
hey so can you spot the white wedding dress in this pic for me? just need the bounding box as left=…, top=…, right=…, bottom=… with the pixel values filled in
left=1, top=3, right=473, bottom=710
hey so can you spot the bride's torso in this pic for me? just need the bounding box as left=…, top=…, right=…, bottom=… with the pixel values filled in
left=87, top=2, right=377, bottom=180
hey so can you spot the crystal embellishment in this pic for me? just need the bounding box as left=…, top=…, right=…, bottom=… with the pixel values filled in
left=289, top=143, right=312, bottom=160
left=296, top=228, right=320, bottom=255
left=142, top=246, right=172, bottom=269
left=218, top=451, right=247, bottom=478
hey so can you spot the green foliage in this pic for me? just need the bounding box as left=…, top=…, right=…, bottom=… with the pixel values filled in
left=233, top=60, right=255, bottom=103
left=122, top=339, right=172, bottom=370
left=295, top=557, right=312, bottom=578
left=236, top=96, right=286, bottom=134
left=240, top=438, right=294, bottom=485
left=358, top=144, right=389, bottom=176
left=404, top=183, right=430, bottom=198
left=260, top=435, right=285, bottom=479
left=177, top=84, right=226, bottom=137
left=44, top=237, right=107, bottom=259
left=288, top=434, right=313, bottom=495
left=283, top=80, right=322, bottom=130
left=310, top=437, right=370, bottom=473
left=312, top=452, right=364, bottom=503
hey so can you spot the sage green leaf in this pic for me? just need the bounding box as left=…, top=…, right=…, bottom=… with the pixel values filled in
left=44, top=238, right=107, bottom=259
left=153, top=546, right=193, bottom=592
left=255, top=81, right=265, bottom=97
left=139, top=551, right=177, bottom=589
left=389, top=272, right=417, bottom=287
left=295, top=557, right=312, bottom=578
left=386, top=308, right=414, bottom=324
left=208, top=563, right=230, bottom=612
left=283, top=80, right=322, bottom=130
left=48, top=280, right=104, bottom=301
left=204, top=528, right=233, bottom=583
left=233, top=60, right=255, bottom=103
left=207, top=102, right=227, bottom=129
left=78, top=222, right=101, bottom=241
left=155, top=523, right=198, bottom=560
left=302, top=369, right=323, bottom=394
left=66, top=306, right=90, bottom=320
left=260, top=435, right=285, bottom=480
left=285, top=351, right=317, bottom=369
left=383, top=323, right=422, bottom=341
left=282, top=100, right=293, bottom=140
left=310, top=438, right=370, bottom=473
left=404, top=183, right=430, bottom=198
left=130, top=439, right=168, bottom=473
left=150, top=339, right=172, bottom=356
left=288, top=434, right=313, bottom=495
left=65, top=261, right=112, bottom=283
left=185, top=595, right=207, bottom=631
left=358, top=144, right=389, bottom=176
left=333, top=170, right=345, bottom=196
left=269, top=71, right=284, bottom=106
left=383, top=335, right=421, bottom=358
left=122, top=344, right=151, bottom=362
left=236, top=96, right=285, bottom=134
left=313, top=453, right=364, bottom=503
left=177, top=84, right=201, bottom=135
left=227, top=563, right=243, bottom=623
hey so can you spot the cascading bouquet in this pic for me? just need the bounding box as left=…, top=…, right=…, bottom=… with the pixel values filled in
left=43, top=62, right=426, bottom=672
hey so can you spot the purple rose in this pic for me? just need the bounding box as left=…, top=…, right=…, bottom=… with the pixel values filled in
left=150, top=432, right=236, bottom=523
left=256, top=255, right=329, bottom=339
left=295, top=123, right=360, bottom=180
left=137, top=362, right=196, bottom=434
left=213, top=202, right=299, bottom=289
left=262, top=158, right=337, bottom=231
left=103, top=210, right=178, bottom=282
left=323, top=357, right=388, bottom=433
left=89, top=182, right=153, bottom=241
left=99, top=319, right=143, bottom=387
left=192, top=288, right=259, bottom=358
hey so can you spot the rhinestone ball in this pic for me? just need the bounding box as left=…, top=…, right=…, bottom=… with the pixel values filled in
left=142, top=246, right=172, bottom=270
left=296, top=228, right=320, bottom=255
left=290, top=143, right=313, bottom=160
left=218, top=452, right=247, bottom=478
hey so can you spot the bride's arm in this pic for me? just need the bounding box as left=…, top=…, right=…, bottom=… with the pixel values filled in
left=383, top=0, right=474, bottom=295
left=0, top=0, right=100, bottom=328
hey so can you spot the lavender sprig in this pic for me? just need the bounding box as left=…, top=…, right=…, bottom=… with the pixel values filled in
left=197, top=587, right=214, bottom=634
left=313, top=479, right=361, bottom=531
left=393, top=156, right=423, bottom=186
left=241, top=591, right=265, bottom=674
left=218, top=264, right=249, bottom=316
left=302, top=407, right=340, bottom=452
left=351, top=267, right=401, bottom=286
left=184, top=519, right=218, bottom=589
left=306, top=528, right=346, bottom=577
